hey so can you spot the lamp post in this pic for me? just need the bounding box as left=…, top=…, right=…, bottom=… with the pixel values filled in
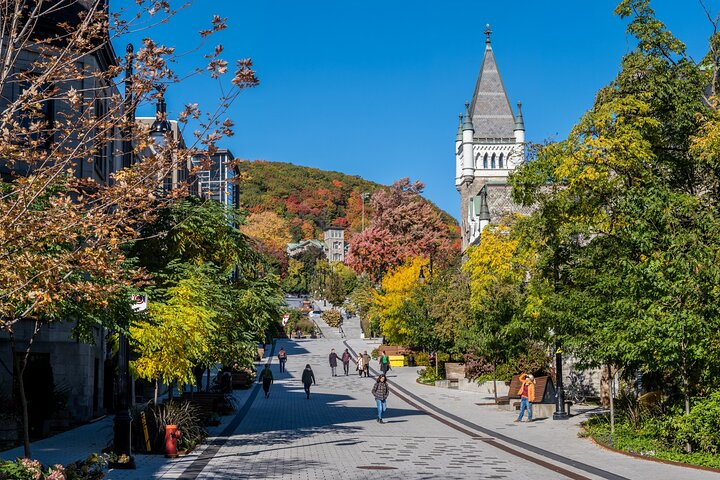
left=361, top=192, right=370, bottom=231
left=113, top=44, right=136, bottom=466
left=553, top=343, right=569, bottom=420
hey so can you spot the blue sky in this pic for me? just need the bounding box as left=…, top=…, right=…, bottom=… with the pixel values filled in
left=124, top=1, right=714, bottom=220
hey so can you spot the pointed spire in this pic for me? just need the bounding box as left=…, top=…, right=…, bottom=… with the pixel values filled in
left=515, top=102, right=525, bottom=131
left=484, top=24, right=492, bottom=45
left=469, top=27, right=516, bottom=140
left=456, top=114, right=463, bottom=141
left=462, top=102, right=474, bottom=132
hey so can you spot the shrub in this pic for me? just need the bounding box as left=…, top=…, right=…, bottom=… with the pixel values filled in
left=672, top=391, right=720, bottom=454
left=417, top=367, right=443, bottom=385
left=0, top=455, right=106, bottom=480
left=131, top=401, right=207, bottom=453
left=463, top=353, right=494, bottom=380
left=322, top=309, right=343, bottom=328
left=413, top=352, right=430, bottom=366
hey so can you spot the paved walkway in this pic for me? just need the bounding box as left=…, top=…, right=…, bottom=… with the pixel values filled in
left=3, top=331, right=719, bottom=479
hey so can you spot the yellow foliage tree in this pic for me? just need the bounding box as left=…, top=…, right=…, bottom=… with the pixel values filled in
left=463, top=216, right=534, bottom=312
left=373, top=257, right=426, bottom=344
left=241, top=211, right=292, bottom=251
left=130, top=276, right=216, bottom=389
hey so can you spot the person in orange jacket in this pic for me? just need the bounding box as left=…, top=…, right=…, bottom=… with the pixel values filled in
left=515, top=373, right=535, bottom=422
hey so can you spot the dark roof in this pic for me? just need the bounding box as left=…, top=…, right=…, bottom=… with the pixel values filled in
left=469, top=42, right=516, bottom=140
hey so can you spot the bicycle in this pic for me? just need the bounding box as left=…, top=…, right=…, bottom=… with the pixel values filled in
left=565, top=371, right=591, bottom=404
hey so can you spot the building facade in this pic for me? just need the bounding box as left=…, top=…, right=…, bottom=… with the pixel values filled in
left=0, top=1, right=120, bottom=428
left=456, top=26, right=529, bottom=249
left=323, top=228, right=345, bottom=262
left=191, top=149, right=238, bottom=208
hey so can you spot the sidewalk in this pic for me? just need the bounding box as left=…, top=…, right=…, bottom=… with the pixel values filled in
left=0, top=377, right=258, bottom=478
left=341, top=340, right=720, bottom=480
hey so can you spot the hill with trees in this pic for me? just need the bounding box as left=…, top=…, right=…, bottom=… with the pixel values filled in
left=236, top=160, right=460, bottom=269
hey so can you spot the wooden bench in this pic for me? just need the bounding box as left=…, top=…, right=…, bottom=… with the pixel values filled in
left=231, top=371, right=252, bottom=389
left=377, top=345, right=410, bottom=357
left=444, top=362, right=465, bottom=388
left=181, top=392, right=232, bottom=424
left=496, top=374, right=523, bottom=405
left=497, top=375, right=557, bottom=405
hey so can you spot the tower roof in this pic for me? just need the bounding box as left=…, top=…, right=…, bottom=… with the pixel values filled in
left=469, top=26, right=517, bottom=141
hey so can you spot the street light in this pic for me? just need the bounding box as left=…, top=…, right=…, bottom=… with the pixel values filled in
left=361, top=192, right=370, bottom=231
left=113, top=43, right=136, bottom=467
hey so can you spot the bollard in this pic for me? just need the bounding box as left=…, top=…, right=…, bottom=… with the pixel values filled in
left=164, top=424, right=182, bottom=458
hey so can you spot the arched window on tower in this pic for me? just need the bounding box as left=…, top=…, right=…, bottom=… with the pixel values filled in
left=491, top=153, right=496, bottom=169
left=499, top=153, right=504, bottom=169
left=483, top=153, right=488, bottom=169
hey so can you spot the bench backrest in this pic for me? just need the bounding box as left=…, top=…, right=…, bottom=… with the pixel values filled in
left=509, top=375, right=556, bottom=403
left=444, top=362, right=465, bottom=380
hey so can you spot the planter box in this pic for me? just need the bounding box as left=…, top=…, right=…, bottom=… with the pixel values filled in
left=0, top=418, right=18, bottom=448
left=479, top=380, right=509, bottom=396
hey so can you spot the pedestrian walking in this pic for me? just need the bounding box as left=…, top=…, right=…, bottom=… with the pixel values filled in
left=362, top=351, right=370, bottom=377
left=356, top=353, right=364, bottom=376
left=341, top=348, right=352, bottom=375
left=329, top=348, right=339, bottom=376
left=301, top=364, right=316, bottom=399
left=372, top=374, right=390, bottom=423
left=277, top=348, right=287, bottom=373
left=379, top=350, right=390, bottom=375
left=515, top=373, right=535, bottom=422
left=259, top=365, right=274, bottom=398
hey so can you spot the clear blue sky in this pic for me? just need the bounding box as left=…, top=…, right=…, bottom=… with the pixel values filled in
left=123, top=1, right=713, bottom=220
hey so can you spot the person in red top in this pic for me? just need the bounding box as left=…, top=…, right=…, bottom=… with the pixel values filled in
left=515, top=373, right=536, bottom=422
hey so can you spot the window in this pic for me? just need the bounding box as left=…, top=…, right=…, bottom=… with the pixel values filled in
left=483, top=153, right=488, bottom=169
left=491, top=153, right=496, bottom=169
left=499, top=153, right=504, bottom=169
left=94, top=96, right=108, bottom=180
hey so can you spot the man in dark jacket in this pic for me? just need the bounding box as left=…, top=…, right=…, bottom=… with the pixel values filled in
left=328, top=349, right=339, bottom=376
left=372, top=374, right=390, bottom=423
left=258, top=365, right=274, bottom=398
left=301, top=364, right=316, bottom=399
left=341, top=348, right=352, bottom=376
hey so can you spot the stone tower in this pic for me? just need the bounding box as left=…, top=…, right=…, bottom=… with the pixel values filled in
left=456, top=25, right=526, bottom=250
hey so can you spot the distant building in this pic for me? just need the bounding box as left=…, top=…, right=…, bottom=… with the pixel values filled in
left=456, top=26, right=530, bottom=249
left=191, top=149, right=238, bottom=208
left=136, top=92, right=191, bottom=193
left=324, top=228, right=345, bottom=262
left=287, top=239, right=326, bottom=258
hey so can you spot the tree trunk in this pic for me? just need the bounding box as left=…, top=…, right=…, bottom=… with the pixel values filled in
left=600, top=365, right=610, bottom=408
left=492, top=359, right=498, bottom=403
left=15, top=348, right=31, bottom=458
left=11, top=319, right=42, bottom=458
left=680, top=341, right=692, bottom=453
left=608, top=362, right=615, bottom=437
left=154, top=379, right=158, bottom=404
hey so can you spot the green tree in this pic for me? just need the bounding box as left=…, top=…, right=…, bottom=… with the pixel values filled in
left=510, top=0, right=720, bottom=439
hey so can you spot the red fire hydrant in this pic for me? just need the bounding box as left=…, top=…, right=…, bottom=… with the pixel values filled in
left=165, top=424, right=182, bottom=458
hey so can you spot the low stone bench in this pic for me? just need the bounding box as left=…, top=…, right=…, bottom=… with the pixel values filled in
left=444, top=362, right=465, bottom=388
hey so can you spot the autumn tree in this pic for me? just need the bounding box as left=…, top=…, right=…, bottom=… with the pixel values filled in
left=0, top=1, right=258, bottom=457
left=347, top=178, right=458, bottom=281
left=240, top=211, right=292, bottom=271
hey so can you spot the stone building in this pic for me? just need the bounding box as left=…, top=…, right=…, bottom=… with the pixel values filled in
left=0, top=0, right=121, bottom=430
left=455, top=26, right=530, bottom=250
left=323, top=227, right=346, bottom=262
